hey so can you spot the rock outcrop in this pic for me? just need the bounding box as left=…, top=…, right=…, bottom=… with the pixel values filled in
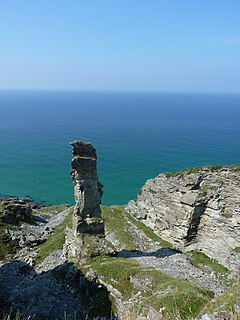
left=70, top=140, right=104, bottom=235
left=64, top=141, right=110, bottom=259
left=127, top=165, right=240, bottom=271
left=0, top=197, right=33, bottom=225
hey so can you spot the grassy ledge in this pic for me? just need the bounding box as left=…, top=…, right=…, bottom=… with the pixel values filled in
left=188, top=251, right=229, bottom=284
left=38, top=207, right=73, bottom=260
left=201, top=279, right=240, bottom=316
left=102, top=205, right=172, bottom=250
left=101, top=205, right=137, bottom=251
left=165, top=164, right=240, bottom=178
left=89, top=256, right=213, bottom=319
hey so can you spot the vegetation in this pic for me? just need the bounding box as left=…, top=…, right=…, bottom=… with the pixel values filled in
left=38, top=207, right=73, bottom=260
left=165, top=164, right=240, bottom=178
left=101, top=205, right=137, bottom=251
left=102, top=205, right=172, bottom=249
left=126, top=209, right=172, bottom=248
left=1, top=197, right=240, bottom=319
left=89, top=256, right=213, bottom=319
left=36, top=204, right=69, bottom=215
left=201, top=278, right=240, bottom=317
left=188, top=251, right=229, bottom=282
left=233, top=247, right=240, bottom=253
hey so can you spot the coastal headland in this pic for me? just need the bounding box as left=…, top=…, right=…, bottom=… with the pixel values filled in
left=0, top=142, right=239, bottom=320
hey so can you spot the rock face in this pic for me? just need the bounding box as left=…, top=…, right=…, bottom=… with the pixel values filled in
left=127, top=165, right=240, bottom=271
left=70, top=140, right=104, bottom=235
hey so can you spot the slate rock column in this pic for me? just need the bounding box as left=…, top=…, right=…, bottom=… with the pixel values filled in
left=70, top=140, right=104, bottom=235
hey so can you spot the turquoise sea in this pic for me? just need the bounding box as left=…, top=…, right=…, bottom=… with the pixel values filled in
left=0, top=91, right=240, bottom=205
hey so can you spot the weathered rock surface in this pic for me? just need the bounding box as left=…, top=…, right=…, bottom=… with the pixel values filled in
left=0, top=197, right=33, bottom=225
left=127, top=165, right=240, bottom=271
left=0, top=260, right=113, bottom=320
left=64, top=141, right=111, bottom=260
left=70, top=140, right=104, bottom=235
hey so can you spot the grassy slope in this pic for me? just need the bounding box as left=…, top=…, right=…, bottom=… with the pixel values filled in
left=201, top=279, right=240, bottom=317
left=94, top=206, right=214, bottom=319
left=90, top=256, right=213, bottom=319
left=101, top=205, right=172, bottom=249
left=38, top=207, right=73, bottom=260
left=165, top=164, right=240, bottom=178
left=25, top=204, right=239, bottom=319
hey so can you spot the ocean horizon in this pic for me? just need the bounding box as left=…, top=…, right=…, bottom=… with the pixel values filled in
left=0, top=90, right=240, bottom=206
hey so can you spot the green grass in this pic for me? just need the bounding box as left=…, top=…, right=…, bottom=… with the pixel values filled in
left=164, top=164, right=240, bottom=178
left=37, top=204, right=69, bottom=213
left=221, top=213, right=233, bottom=219
left=126, top=209, right=172, bottom=248
left=201, top=278, right=240, bottom=316
left=0, top=219, right=18, bottom=261
left=233, top=247, right=240, bottom=253
left=38, top=207, right=73, bottom=260
left=89, top=256, right=213, bottom=319
left=101, top=206, right=137, bottom=251
left=188, top=251, right=229, bottom=278
left=102, top=205, right=172, bottom=250
left=35, top=204, right=69, bottom=219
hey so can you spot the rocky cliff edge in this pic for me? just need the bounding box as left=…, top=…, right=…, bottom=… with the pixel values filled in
left=127, top=165, right=240, bottom=271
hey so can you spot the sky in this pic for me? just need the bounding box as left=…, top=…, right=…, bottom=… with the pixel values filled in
left=0, top=1, right=240, bottom=93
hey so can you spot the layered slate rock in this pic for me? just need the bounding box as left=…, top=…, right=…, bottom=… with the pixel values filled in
left=127, top=165, right=240, bottom=271
left=64, top=141, right=112, bottom=259
left=70, top=140, right=104, bottom=235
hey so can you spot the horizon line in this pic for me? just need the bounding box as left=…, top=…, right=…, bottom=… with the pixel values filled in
left=0, top=89, right=240, bottom=95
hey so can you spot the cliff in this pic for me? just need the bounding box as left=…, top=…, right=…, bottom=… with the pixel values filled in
left=1, top=147, right=240, bottom=319
left=127, top=165, right=240, bottom=271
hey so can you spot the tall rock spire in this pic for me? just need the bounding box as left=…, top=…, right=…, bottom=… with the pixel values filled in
left=70, top=140, right=104, bottom=235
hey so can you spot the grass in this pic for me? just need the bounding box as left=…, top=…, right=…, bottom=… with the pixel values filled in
left=188, top=251, right=229, bottom=280
left=126, top=209, right=172, bottom=248
left=35, top=204, right=69, bottom=220
left=201, top=277, right=240, bottom=317
left=0, top=219, right=18, bottom=261
left=101, top=206, right=137, bottom=251
left=234, top=247, right=240, bottom=253
left=89, top=256, right=213, bottom=320
left=36, top=204, right=69, bottom=214
left=164, top=164, right=240, bottom=178
left=221, top=213, right=233, bottom=219
left=102, top=205, right=172, bottom=250
left=37, top=207, right=73, bottom=260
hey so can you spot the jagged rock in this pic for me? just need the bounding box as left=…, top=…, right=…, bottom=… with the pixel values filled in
left=0, top=199, right=32, bottom=224
left=70, top=140, right=104, bottom=235
left=64, top=141, right=112, bottom=259
left=127, top=165, right=240, bottom=271
left=0, top=261, right=113, bottom=320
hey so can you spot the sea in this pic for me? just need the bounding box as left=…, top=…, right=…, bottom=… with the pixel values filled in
left=0, top=91, right=240, bottom=206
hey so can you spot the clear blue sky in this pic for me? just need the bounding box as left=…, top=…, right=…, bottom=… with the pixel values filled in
left=1, top=1, right=240, bottom=92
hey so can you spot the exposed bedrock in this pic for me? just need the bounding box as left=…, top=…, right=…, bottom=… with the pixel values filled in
left=70, top=140, right=104, bottom=235
left=63, top=141, right=109, bottom=259
left=127, top=165, right=240, bottom=271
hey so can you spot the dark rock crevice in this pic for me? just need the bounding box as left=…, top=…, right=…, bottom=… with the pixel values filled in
left=185, top=203, right=207, bottom=244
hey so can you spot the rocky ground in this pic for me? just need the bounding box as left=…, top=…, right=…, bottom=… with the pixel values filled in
left=127, top=165, right=240, bottom=271
left=0, top=198, right=114, bottom=320
left=1, top=165, right=240, bottom=320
